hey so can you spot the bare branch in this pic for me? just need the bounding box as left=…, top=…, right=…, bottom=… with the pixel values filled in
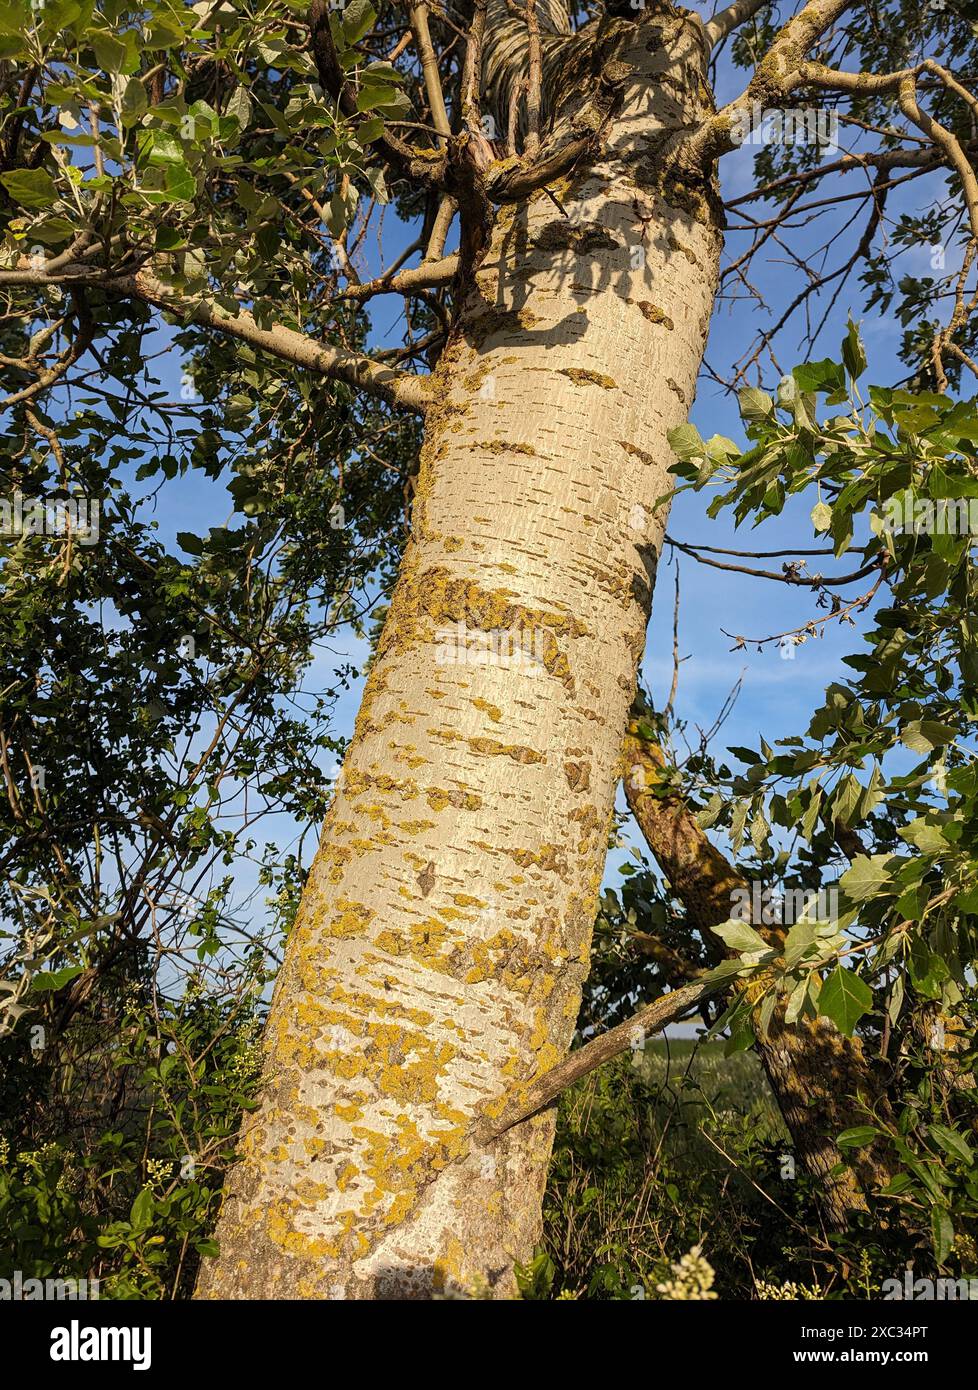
left=0, top=238, right=432, bottom=411
left=694, top=0, right=859, bottom=161
left=0, top=294, right=94, bottom=409
left=898, top=74, right=978, bottom=245
left=307, top=0, right=444, bottom=187
left=667, top=537, right=880, bottom=587
left=336, top=254, right=458, bottom=303
left=486, top=57, right=631, bottom=203
left=525, top=0, right=543, bottom=158
left=460, top=0, right=489, bottom=133
left=478, top=975, right=721, bottom=1140
left=725, top=143, right=946, bottom=209
left=408, top=2, right=451, bottom=142
left=705, top=0, right=770, bottom=52
left=424, top=195, right=457, bottom=261
left=119, top=271, right=432, bottom=414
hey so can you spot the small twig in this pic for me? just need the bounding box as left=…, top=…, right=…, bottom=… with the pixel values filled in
left=664, top=558, right=682, bottom=723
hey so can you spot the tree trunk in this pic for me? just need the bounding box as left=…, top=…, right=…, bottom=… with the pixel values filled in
left=622, top=715, right=894, bottom=1229
left=198, top=13, right=721, bottom=1300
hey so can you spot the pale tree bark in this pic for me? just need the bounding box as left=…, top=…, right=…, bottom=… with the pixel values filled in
left=197, top=10, right=721, bottom=1300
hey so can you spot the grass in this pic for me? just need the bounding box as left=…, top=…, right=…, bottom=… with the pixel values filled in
left=635, top=1036, right=788, bottom=1145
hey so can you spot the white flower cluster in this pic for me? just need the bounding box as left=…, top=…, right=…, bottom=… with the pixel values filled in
left=755, top=1279, right=824, bottom=1300
left=146, top=1158, right=173, bottom=1190
left=656, top=1244, right=718, bottom=1300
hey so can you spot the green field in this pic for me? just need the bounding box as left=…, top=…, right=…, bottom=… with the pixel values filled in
left=635, top=1037, right=788, bottom=1145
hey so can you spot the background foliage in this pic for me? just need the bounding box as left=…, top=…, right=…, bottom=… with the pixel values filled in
left=3, top=0, right=978, bottom=1298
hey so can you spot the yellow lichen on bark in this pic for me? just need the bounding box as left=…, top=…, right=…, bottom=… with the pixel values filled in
left=197, top=11, right=722, bottom=1301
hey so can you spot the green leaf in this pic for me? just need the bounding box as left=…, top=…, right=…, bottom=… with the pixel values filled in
left=140, top=129, right=185, bottom=166
left=830, top=772, right=862, bottom=826
left=900, top=720, right=957, bottom=753
left=42, top=0, right=86, bottom=34
left=91, top=29, right=128, bottom=72
left=366, top=164, right=388, bottom=204
left=695, top=792, right=724, bottom=829
left=325, top=188, right=349, bottom=237
left=31, top=964, right=85, bottom=992
left=728, top=745, right=759, bottom=764
left=362, top=61, right=403, bottom=85
left=794, top=358, right=846, bottom=396
left=749, top=805, right=769, bottom=854
left=227, top=85, right=252, bottom=130
left=909, top=942, right=951, bottom=1000
left=757, top=989, right=778, bottom=1037
left=858, top=763, right=885, bottom=820
left=836, top=1125, right=880, bottom=1149
left=898, top=817, right=948, bottom=853
left=0, top=167, right=58, bottom=208
left=819, top=965, right=873, bottom=1036
left=145, top=13, right=186, bottom=48
left=839, top=854, right=894, bottom=902
left=888, top=973, right=904, bottom=1025
left=711, top=919, right=769, bottom=954
left=164, top=162, right=196, bottom=202
left=932, top=1206, right=954, bottom=1266
left=729, top=799, right=749, bottom=854
left=356, top=82, right=394, bottom=113
left=667, top=423, right=705, bottom=462
left=841, top=318, right=867, bottom=379
left=706, top=434, right=739, bottom=459
left=928, top=1124, right=973, bottom=1166
left=783, top=974, right=810, bottom=1025
left=121, top=76, right=148, bottom=121
left=799, top=787, right=823, bottom=841
left=0, top=3, right=30, bottom=38
left=723, top=1016, right=756, bottom=1055
left=703, top=957, right=751, bottom=984
left=738, top=385, right=774, bottom=421
left=129, top=1187, right=154, bottom=1231
left=783, top=919, right=820, bottom=969
left=811, top=500, right=832, bottom=532
left=342, top=0, right=376, bottom=46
